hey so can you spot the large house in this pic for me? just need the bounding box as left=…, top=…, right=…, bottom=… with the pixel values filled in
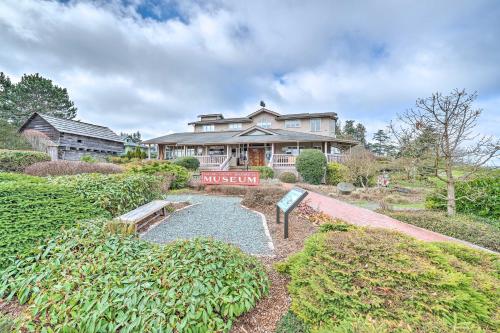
left=19, top=113, right=124, bottom=161
left=143, top=107, right=358, bottom=172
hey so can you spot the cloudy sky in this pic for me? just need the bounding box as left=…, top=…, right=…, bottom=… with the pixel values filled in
left=1, top=0, right=499, bottom=141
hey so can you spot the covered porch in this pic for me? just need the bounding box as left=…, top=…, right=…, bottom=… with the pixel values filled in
left=152, top=141, right=351, bottom=171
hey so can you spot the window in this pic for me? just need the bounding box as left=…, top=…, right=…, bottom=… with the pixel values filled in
left=228, top=123, right=242, bottom=130
left=285, top=120, right=301, bottom=128
left=310, top=118, right=321, bottom=132
left=282, top=146, right=304, bottom=155
left=77, top=139, right=82, bottom=143
left=257, top=117, right=272, bottom=129
left=202, top=124, right=215, bottom=132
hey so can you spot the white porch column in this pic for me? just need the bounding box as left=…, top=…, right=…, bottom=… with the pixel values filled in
left=226, top=145, right=230, bottom=158
left=296, top=141, right=300, bottom=155
left=271, top=143, right=275, bottom=155
left=148, top=144, right=151, bottom=160
left=324, top=141, right=328, bottom=153
left=184, top=145, right=187, bottom=157
left=205, top=146, right=208, bottom=155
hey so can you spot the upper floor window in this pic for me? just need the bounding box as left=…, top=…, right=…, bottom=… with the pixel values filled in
left=202, top=124, right=215, bottom=132
left=257, top=117, right=272, bottom=128
left=228, top=123, right=242, bottom=130
left=285, top=120, right=301, bottom=128
left=310, top=118, right=321, bottom=132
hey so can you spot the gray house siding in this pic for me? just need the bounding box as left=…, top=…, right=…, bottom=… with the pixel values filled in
left=21, top=114, right=60, bottom=142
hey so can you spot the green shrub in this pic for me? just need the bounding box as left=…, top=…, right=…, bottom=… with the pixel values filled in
left=275, top=311, right=310, bottom=333
left=325, top=162, right=347, bottom=185
left=276, top=228, right=499, bottom=332
left=49, top=173, right=163, bottom=216
left=0, top=174, right=109, bottom=269
left=295, top=149, right=327, bottom=184
left=174, top=156, right=200, bottom=170
left=426, top=173, right=500, bottom=220
left=0, top=149, right=50, bottom=172
left=384, top=210, right=500, bottom=252
left=251, top=166, right=274, bottom=179
left=0, top=220, right=269, bottom=332
left=80, top=154, right=97, bottom=163
left=280, top=171, right=297, bottom=183
left=0, top=120, right=31, bottom=150
left=125, top=146, right=147, bottom=159
left=128, top=160, right=190, bottom=189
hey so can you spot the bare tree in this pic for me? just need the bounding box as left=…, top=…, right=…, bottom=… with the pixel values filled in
left=343, top=146, right=377, bottom=189
left=396, top=89, right=499, bottom=216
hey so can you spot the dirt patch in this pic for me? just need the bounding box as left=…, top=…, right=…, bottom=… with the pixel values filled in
left=0, top=299, right=25, bottom=319
left=231, top=200, right=317, bottom=332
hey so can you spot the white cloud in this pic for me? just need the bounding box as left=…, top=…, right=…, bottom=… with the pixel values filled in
left=0, top=0, right=499, bottom=141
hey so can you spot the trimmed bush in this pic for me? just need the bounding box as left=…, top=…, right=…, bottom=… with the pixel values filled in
left=280, top=171, right=297, bottom=183
left=0, top=149, right=50, bottom=172
left=325, top=162, right=348, bottom=185
left=384, top=210, right=499, bottom=252
left=25, top=160, right=123, bottom=176
left=276, top=228, right=499, bottom=332
left=0, top=220, right=269, bottom=332
left=174, top=156, right=200, bottom=170
left=251, top=166, right=274, bottom=179
left=0, top=174, right=109, bottom=269
left=128, top=160, right=190, bottom=189
left=49, top=173, right=164, bottom=216
left=295, top=149, right=327, bottom=184
left=426, top=172, right=500, bottom=220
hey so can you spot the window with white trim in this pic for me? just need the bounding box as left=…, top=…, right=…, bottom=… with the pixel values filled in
left=310, top=118, right=321, bottom=132
left=228, top=123, right=242, bottom=130
left=257, top=117, right=272, bottom=128
left=285, top=119, right=301, bottom=128
left=202, top=124, right=215, bottom=132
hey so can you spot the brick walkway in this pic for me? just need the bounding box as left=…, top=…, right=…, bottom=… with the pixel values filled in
left=284, top=184, right=494, bottom=253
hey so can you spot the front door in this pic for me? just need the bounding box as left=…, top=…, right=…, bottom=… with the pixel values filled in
left=248, top=148, right=265, bottom=166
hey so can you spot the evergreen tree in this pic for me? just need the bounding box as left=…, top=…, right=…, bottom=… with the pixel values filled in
left=371, top=129, right=393, bottom=155
left=0, top=72, right=12, bottom=93
left=0, top=73, right=77, bottom=127
left=343, top=120, right=356, bottom=138
left=354, top=123, right=367, bottom=145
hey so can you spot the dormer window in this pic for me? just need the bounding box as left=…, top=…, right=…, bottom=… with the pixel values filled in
left=257, top=117, right=272, bottom=129
left=202, top=124, right=215, bottom=132
left=228, top=123, right=242, bottom=130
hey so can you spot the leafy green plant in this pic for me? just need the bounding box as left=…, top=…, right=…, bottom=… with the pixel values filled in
left=0, top=174, right=109, bottom=269
left=275, top=311, right=310, bottom=333
left=80, top=155, right=97, bottom=163
left=0, top=149, right=50, bottom=172
left=0, top=120, right=31, bottom=150
left=276, top=228, right=499, bottom=332
left=318, top=222, right=351, bottom=232
left=49, top=173, right=163, bottom=216
left=426, top=172, right=500, bottom=220
left=325, top=162, right=348, bottom=185
left=126, top=146, right=147, bottom=159
left=128, top=160, right=190, bottom=189
left=295, top=149, right=327, bottom=184
left=383, top=210, right=499, bottom=252
left=280, top=171, right=297, bottom=183
left=0, top=220, right=269, bottom=332
left=174, top=156, right=200, bottom=170
left=251, top=166, right=274, bottom=179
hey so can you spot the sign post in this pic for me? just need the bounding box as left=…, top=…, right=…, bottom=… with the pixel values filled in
left=276, top=187, right=308, bottom=239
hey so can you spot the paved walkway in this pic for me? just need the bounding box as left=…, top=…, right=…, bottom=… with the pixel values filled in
left=284, top=184, right=494, bottom=253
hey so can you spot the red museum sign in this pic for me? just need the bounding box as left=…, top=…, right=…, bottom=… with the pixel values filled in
left=200, top=171, right=260, bottom=186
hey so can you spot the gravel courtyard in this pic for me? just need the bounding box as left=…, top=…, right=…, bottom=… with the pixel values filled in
left=141, top=194, right=274, bottom=255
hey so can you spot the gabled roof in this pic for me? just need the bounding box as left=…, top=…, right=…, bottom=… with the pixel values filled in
left=277, top=112, right=337, bottom=120
left=246, top=107, right=281, bottom=118
left=188, top=117, right=253, bottom=125
left=234, top=125, right=277, bottom=137
left=20, top=113, right=123, bottom=142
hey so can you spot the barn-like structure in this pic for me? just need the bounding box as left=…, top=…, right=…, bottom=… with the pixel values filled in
left=19, top=113, right=124, bottom=161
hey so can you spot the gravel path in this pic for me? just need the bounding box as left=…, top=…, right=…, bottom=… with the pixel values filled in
left=141, top=194, right=274, bottom=255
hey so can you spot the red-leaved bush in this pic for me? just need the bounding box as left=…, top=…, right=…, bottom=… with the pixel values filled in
left=24, top=160, right=124, bottom=176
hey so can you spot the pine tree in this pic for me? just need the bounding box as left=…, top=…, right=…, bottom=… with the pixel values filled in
left=371, top=129, right=391, bottom=155
left=354, top=123, right=367, bottom=145
left=343, top=120, right=356, bottom=139
left=0, top=73, right=77, bottom=127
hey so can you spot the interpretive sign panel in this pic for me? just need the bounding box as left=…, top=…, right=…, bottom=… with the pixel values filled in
left=200, top=171, right=260, bottom=186
left=276, top=187, right=308, bottom=239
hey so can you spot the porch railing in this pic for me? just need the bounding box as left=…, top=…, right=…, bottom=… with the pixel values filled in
left=194, top=155, right=226, bottom=167
left=272, top=154, right=296, bottom=168
left=220, top=156, right=232, bottom=171
left=326, top=154, right=346, bottom=163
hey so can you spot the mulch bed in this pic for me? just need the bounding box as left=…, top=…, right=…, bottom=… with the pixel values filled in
left=231, top=201, right=317, bottom=333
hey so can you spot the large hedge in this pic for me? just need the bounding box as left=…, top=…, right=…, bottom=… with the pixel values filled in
left=0, top=175, right=109, bottom=269
left=0, top=220, right=269, bottom=332
left=0, top=149, right=50, bottom=172
left=277, top=227, right=499, bottom=332
left=295, top=149, right=327, bottom=184
left=128, top=160, right=190, bottom=189
left=426, top=172, right=500, bottom=220
left=49, top=173, right=163, bottom=216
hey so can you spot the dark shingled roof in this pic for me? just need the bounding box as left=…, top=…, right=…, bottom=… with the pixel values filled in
left=35, top=113, right=123, bottom=142
left=143, top=127, right=358, bottom=145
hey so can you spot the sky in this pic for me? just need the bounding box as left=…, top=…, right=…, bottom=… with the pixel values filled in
left=1, top=0, right=499, bottom=142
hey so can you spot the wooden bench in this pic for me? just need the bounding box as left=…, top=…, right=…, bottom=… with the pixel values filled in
left=115, top=200, right=171, bottom=233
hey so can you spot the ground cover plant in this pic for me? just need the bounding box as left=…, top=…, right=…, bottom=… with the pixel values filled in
left=49, top=173, right=164, bottom=216
left=384, top=210, right=500, bottom=252
left=0, top=173, right=109, bottom=269
left=276, top=227, right=499, bottom=332
left=0, top=220, right=269, bottom=332
left=0, top=149, right=50, bottom=172
left=295, top=149, right=327, bottom=184
left=24, top=160, right=123, bottom=176
left=128, top=160, right=190, bottom=189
